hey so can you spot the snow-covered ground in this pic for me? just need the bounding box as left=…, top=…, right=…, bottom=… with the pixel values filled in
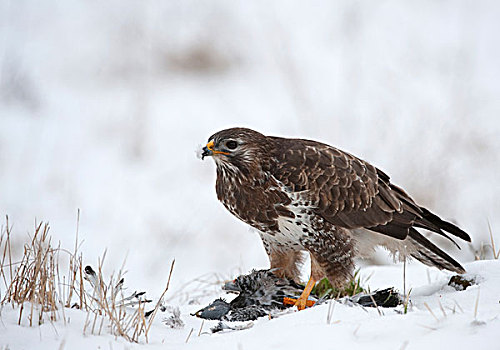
left=1, top=0, right=500, bottom=349
left=1, top=260, right=499, bottom=349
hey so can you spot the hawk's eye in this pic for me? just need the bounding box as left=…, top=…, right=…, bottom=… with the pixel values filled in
left=226, top=140, right=238, bottom=150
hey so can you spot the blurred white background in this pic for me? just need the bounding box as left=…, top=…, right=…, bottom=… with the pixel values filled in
left=1, top=0, right=499, bottom=295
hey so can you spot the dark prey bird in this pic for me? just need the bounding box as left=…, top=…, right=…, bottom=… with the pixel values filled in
left=192, top=269, right=400, bottom=323
left=192, top=269, right=313, bottom=322
left=201, top=127, right=471, bottom=310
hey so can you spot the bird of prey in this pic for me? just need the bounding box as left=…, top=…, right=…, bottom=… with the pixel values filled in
left=201, top=127, right=471, bottom=310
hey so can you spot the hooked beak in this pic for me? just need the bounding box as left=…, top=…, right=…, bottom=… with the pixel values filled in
left=201, top=140, right=229, bottom=160
left=201, top=143, right=213, bottom=160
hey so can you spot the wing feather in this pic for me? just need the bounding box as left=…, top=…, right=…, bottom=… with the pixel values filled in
left=270, top=137, right=471, bottom=243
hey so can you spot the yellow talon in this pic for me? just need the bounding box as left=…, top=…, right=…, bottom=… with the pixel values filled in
left=283, top=277, right=317, bottom=310
left=283, top=297, right=316, bottom=308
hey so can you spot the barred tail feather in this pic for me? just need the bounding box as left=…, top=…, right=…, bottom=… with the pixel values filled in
left=408, top=228, right=466, bottom=274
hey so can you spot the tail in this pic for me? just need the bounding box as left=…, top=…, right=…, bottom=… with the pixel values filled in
left=413, top=208, right=471, bottom=248
left=408, top=228, right=466, bottom=274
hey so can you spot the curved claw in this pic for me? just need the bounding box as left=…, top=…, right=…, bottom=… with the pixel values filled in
left=283, top=277, right=317, bottom=310
left=283, top=297, right=316, bottom=308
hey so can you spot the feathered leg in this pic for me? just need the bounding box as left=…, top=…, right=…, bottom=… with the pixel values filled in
left=286, top=228, right=356, bottom=310
left=302, top=227, right=355, bottom=287
left=260, top=233, right=304, bottom=283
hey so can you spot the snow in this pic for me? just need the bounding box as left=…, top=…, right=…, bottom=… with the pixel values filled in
left=1, top=260, right=499, bottom=349
left=1, top=0, right=500, bottom=349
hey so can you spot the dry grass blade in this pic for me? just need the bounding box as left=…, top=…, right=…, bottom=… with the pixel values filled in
left=198, top=320, right=205, bottom=336
left=145, top=259, right=175, bottom=341
left=65, top=210, right=81, bottom=307
left=185, top=327, right=194, bottom=343
left=454, top=300, right=464, bottom=313
left=326, top=298, right=336, bottom=324
left=403, top=288, right=412, bottom=315
left=474, top=287, right=480, bottom=319
left=369, top=294, right=382, bottom=316
left=437, top=298, right=447, bottom=318
left=403, top=259, right=406, bottom=296
left=487, top=221, right=499, bottom=260
left=423, top=302, right=438, bottom=322
left=0, top=216, right=14, bottom=294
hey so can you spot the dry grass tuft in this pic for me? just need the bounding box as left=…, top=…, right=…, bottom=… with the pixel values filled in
left=0, top=216, right=174, bottom=343
left=471, top=222, right=499, bottom=261
left=1, top=220, right=59, bottom=326
left=82, top=260, right=175, bottom=343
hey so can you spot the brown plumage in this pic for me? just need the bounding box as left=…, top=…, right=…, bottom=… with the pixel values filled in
left=202, top=127, right=471, bottom=307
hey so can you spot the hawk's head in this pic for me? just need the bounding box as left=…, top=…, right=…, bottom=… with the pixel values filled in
left=202, top=127, right=271, bottom=175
